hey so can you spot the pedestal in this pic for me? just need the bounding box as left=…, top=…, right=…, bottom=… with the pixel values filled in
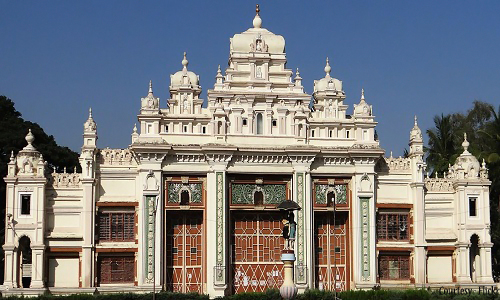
left=280, top=251, right=297, bottom=300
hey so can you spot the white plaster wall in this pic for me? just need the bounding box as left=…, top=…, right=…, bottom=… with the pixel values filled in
left=48, top=257, right=80, bottom=287
left=427, top=256, right=452, bottom=283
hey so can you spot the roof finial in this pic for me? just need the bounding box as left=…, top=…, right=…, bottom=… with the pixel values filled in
left=324, top=57, right=331, bottom=76
left=133, top=123, right=137, bottom=134
left=462, top=132, right=470, bottom=153
left=10, top=151, right=14, bottom=162
left=253, top=4, right=262, bottom=28
left=89, top=107, right=93, bottom=118
left=414, top=115, right=418, bottom=126
left=148, top=80, right=153, bottom=96
left=182, top=52, right=188, bottom=69
left=361, top=88, right=365, bottom=101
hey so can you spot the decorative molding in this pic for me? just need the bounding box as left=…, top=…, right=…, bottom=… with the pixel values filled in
left=235, top=154, right=289, bottom=164
left=98, top=148, right=136, bottom=165
left=47, top=172, right=82, bottom=188
left=385, top=156, right=411, bottom=172
left=18, top=186, right=34, bottom=192
left=314, top=184, right=347, bottom=205
left=359, top=173, right=372, bottom=192
left=144, top=170, right=159, bottom=192
left=215, top=172, right=225, bottom=283
left=175, top=153, right=206, bottom=163
left=360, top=197, right=371, bottom=281
left=323, top=157, right=352, bottom=165
left=167, top=182, right=202, bottom=203
left=230, top=183, right=286, bottom=205
left=424, top=178, right=454, bottom=192
left=144, top=195, right=156, bottom=283
left=295, top=172, right=306, bottom=283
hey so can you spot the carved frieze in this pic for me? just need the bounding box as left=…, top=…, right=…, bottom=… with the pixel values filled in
left=47, top=172, right=82, bottom=188
left=424, top=178, right=454, bottom=192
left=98, top=148, right=136, bottom=165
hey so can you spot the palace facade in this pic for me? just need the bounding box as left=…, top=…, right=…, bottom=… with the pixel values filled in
left=2, top=6, right=494, bottom=297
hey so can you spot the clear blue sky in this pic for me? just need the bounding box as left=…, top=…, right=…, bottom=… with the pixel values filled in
left=1, top=1, right=499, bottom=156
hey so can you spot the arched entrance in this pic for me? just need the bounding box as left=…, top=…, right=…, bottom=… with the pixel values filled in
left=18, top=236, right=32, bottom=288
left=470, top=234, right=480, bottom=282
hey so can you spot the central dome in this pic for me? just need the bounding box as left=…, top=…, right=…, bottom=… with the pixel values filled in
left=230, top=5, right=285, bottom=54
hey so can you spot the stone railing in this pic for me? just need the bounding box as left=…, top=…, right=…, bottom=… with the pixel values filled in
left=47, top=171, right=82, bottom=188
left=98, top=148, right=136, bottom=166
left=424, top=177, right=454, bottom=192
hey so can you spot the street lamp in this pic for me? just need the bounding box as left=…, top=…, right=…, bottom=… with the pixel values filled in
left=277, top=200, right=301, bottom=300
left=152, top=195, right=160, bottom=300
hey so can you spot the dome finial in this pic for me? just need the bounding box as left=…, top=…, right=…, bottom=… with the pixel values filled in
left=253, top=4, right=262, bottom=28
left=25, top=129, right=35, bottom=150
left=414, top=115, right=418, bottom=126
left=361, top=88, right=365, bottom=101
left=148, top=80, right=153, bottom=96
left=462, top=132, right=470, bottom=153
left=324, top=57, right=331, bottom=76
left=89, top=107, right=93, bottom=118
left=182, top=52, right=188, bottom=69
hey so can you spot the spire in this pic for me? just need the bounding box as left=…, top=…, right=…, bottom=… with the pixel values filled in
left=414, top=115, right=418, bottom=127
left=462, top=132, right=470, bottom=153
left=360, top=88, right=365, bottom=102
left=294, top=68, right=302, bottom=87
left=148, top=80, right=153, bottom=96
left=182, top=52, right=188, bottom=70
left=324, top=57, right=331, bottom=77
left=253, top=4, right=262, bottom=28
left=84, top=107, right=97, bottom=133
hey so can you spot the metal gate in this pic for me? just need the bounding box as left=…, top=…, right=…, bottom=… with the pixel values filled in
left=231, top=211, right=284, bottom=293
left=165, top=211, right=204, bottom=293
left=314, top=212, right=349, bottom=291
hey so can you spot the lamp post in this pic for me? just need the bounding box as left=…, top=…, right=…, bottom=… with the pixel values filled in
left=152, top=195, right=159, bottom=300
left=277, top=200, right=301, bottom=300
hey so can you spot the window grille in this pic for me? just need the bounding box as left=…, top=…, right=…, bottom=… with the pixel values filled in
left=99, top=212, right=135, bottom=242
left=376, top=213, right=408, bottom=241
left=99, top=256, right=135, bottom=284
left=379, top=255, right=410, bottom=280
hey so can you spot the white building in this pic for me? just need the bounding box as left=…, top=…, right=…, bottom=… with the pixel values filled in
left=2, top=6, right=494, bottom=297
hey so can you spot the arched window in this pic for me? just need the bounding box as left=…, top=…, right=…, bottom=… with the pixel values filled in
left=254, top=191, right=264, bottom=206
left=180, top=190, right=190, bottom=206
left=217, top=121, right=223, bottom=135
left=256, top=113, right=263, bottom=135
left=327, top=191, right=335, bottom=207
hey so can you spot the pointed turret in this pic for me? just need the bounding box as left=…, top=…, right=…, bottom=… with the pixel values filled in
left=82, top=108, right=97, bottom=149
left=141, top=80, right=160, bottom=113
left=214, top=65, right=224, bottom=90
left=353, top=88, right=373, bottom=118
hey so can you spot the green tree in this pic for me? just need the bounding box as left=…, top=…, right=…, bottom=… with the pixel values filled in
left=425, top=114, right=459, bottom=176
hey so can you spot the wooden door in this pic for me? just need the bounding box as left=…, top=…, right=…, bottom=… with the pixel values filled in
left=165, top=211, right=204, bottom=293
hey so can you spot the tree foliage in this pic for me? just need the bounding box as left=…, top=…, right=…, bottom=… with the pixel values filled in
left=425, top=100, right=500, bottom=280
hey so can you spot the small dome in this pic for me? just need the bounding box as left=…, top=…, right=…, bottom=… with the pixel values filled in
left=409, top=116, right=422, bottom=142
left=170, top=52, right=200, bottom=87
left=314, top=58, right=343, bottom=93
left=230, top=5, right=285, bottom=54
left=354, top=89, right=372, bottom=116
left=450, top=133, right=480, bottom=179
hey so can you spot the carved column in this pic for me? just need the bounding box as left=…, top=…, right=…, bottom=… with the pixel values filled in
left=205, top=152, right=232, bottom=297
left=289, top=153, right=316, bottom=291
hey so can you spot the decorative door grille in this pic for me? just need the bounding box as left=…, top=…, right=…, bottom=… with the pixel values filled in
left=231, top=211, right=284, bottom=293
left=314, top=212, right=349, bottom=291
left=165, top=211, right=204, bottom=293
